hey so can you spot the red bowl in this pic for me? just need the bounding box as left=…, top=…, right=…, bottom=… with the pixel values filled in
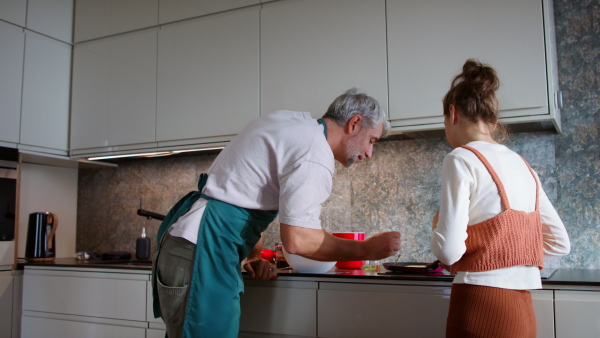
left=332, top=232, right=365, bottom=269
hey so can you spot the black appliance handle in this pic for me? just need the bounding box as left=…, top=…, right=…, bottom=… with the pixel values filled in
left=137, top=209, right=165, bottom=221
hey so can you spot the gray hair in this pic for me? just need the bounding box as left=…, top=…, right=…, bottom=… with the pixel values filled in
left=322, top=88, right=390, bottom=137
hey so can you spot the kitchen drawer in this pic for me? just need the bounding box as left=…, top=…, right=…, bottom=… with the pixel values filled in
left=147, top=328, right=167, bottom=338
left=240, top=280, right=318, bottom=336
left=21, top=315, right=146, bottom=338
left=318, top=283, right=451, bottom=338
left=22, top=269, right=147, bottom=321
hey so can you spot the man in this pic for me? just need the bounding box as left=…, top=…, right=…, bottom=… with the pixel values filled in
left=152, top=88, right=401, bottom=337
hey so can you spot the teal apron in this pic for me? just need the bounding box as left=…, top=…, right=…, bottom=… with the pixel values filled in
left=152, top=173, right=278, bottom=337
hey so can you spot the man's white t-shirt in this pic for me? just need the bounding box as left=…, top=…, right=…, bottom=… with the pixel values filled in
left=169, top=110, right=335, bottom=244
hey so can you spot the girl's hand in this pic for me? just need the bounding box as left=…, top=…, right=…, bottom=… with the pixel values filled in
left=432, top=210, right=440, bottom=231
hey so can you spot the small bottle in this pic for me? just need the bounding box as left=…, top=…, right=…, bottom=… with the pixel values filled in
left=275, top=243, right=289, bottom=269
left=136, top=227, right=151, bottom=261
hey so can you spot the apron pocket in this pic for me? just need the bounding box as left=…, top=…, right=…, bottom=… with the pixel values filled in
left=156, top=271, right=190, bottom=327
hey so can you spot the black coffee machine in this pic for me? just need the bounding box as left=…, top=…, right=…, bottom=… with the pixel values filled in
left=25, top=212, right=58, bottom=262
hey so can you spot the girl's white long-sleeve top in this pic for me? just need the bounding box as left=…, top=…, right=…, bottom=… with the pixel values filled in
left=431, top=141, right=570, bottom=289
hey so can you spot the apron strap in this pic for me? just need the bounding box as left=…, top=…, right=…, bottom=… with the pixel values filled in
left=460, top=145, right=540, bottom=211
left=317, top=118, right=328, bottom=139
left=461, top=145, right=511, bottom=210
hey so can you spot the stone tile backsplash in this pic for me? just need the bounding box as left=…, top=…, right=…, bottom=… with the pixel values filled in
left=76, top=0, right=599, bottom=270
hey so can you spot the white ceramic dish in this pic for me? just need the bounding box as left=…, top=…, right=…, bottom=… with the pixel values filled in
left=282, top=247, right=336, bottom=273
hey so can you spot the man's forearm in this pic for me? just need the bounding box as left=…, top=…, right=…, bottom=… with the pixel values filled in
left=247, top=234, right=263, bottom=260
left=280, top=224, right=367, bottom=261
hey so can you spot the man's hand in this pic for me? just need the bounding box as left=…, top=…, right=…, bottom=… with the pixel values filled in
left=244, top=258, right=277, bottom=281
left=363, top=231, right=401, bottom=260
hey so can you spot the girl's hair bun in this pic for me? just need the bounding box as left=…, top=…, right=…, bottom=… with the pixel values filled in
left=443, top=58, right=506, bottom=141
left=459, top=59, right=499, bottom=99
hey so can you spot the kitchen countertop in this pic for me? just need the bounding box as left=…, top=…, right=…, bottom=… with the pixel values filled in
left=19, top=258, right=600, bottom=289
left=17, top=257, right=153, bottom=270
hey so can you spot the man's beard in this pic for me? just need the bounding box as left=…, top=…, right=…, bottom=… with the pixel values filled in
left=344, top=135, right=361, bottom=168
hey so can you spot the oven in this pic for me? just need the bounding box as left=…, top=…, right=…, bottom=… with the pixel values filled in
left=0, top=147, right=18, bottom=270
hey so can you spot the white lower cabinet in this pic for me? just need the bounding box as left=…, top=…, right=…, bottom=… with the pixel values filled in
left=18, top=266, right=595, bottom=338
left=318, top=282, right=450, bottom=338
left=240, top=280, right=318, bottom=337
left=531, top=289, right=555, bottom=338
left=240, top=280, right=574, bottom=338
left=0, top=273, right=14, bottom=338
left=21, top=316, right=146, bottom=338
left=146, top=280, right=167, bottom=336
left=21, top=268, right=153, bottom=338
left=147, top=328, right=167, bottom=338
left=554, top=290, right=600, bottom=338
left=317, top=285, right=554, bottom=338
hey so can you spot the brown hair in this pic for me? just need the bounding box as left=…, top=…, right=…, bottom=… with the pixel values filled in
left=443, top=59, right=507, bottom=142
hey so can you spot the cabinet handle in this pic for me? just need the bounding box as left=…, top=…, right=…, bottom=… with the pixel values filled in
left=555, top=91, right=563, bottom=109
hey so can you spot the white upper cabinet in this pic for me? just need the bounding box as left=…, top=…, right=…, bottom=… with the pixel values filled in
left=158, top=0, right=259, bottom=25
left=0, top=0, right=27, bottom=26
left=156, top=6, right=260, bottom=144
left=27, top=0, right=74, bottom=43
left=387, top=0, right=557, bottom=132
left=20, top=31, right=71, bottom=154
left=74, top=0, right=158, bottom=42
left=0, top=21, right=25, bottom=145
left=71, top=28, right=158, bottom=152
left=260, top=0, right=388, bottom=118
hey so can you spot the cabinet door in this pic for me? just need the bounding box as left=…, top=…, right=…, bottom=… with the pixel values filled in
left=0, top=0, right=27, bottom=26
left=159, top=0, right=259, bottom=24
left=260, top=0, right=388, bottom=118
left=387, top=0, right=549, bottom=130
left=71, top=28, right=158, bottom=151
left=531, top=289, right=554, bottom=338
left=0, top=275, right=13, bottom=338
left=156, top=7, right=259, bottom=144
left=20, top=31, right=71, bottom=154
left=22, top=272, right=148, bottom=321
left=0, top=21, right=24, bottom=145
left=240, top=280, right=318, bottom=336
left=26, top=0, right=73, bottom=43
left=318, top=283, right=451, bottom=338
left=21, top=316, right=146, bottom=338
left=74, top=0, right=158, bottom=42
left=146, top=281, right=164, bottom=324
left=555, top=290, right=600, bottom=338
left=147, top=328, right=167, bottom=338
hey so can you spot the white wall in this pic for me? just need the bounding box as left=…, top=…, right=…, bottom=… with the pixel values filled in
left=18, top=164, right=78, bottom=259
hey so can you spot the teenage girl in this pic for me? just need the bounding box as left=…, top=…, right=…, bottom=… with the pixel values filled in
left=430, top=59, right=570, bottom=337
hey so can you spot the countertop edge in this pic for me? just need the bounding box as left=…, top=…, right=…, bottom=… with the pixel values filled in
left=18, top=259, right=600, bottom=290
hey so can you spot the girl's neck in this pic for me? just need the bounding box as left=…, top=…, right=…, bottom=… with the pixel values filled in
left=456, top=120, right=497, bottom=147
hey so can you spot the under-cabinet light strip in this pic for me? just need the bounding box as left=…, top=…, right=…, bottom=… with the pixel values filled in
left=87, top=146, right=225, bottom=161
